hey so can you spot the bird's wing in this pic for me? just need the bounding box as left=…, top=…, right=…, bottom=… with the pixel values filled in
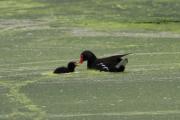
left=96, top=53, right=131, bottom=69
left=100, top=53, right=131, bottom=60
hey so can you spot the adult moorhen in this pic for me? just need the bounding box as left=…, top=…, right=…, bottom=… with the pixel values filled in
left=53, top=61, right=78, bottom=74
left=79, top=50, right=130, bottom=72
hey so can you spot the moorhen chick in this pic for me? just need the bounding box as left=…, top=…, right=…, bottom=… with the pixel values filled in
left=53, top=61, right=78, bottom=74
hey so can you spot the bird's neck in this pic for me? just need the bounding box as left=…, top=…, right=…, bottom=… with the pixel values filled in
left=68, top=66, right=75, bottom=72
left=87, top=57, right=96, bottom=68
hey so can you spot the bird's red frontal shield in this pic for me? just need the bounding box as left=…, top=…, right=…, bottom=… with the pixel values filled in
left=79, top=54, right=84, bottom=64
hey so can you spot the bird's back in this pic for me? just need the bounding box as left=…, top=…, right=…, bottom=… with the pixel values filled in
left=53, top=67, right=69, bottom=73
left=91, top=54, right=129, bottom=71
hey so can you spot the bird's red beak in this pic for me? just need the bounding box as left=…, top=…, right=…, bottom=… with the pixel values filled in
left=79, top=54, right=84, bottom=64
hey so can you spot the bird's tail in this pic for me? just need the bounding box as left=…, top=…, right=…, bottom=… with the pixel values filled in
left=118, top=53, right=132, bottom=57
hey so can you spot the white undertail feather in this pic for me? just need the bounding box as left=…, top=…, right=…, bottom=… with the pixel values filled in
left=115, top=58, right=128, bottom=69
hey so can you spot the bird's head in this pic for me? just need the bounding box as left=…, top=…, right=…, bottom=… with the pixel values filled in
left=68, top=61, right=79, bottom=72
left=79, top=50, right=97, bottom=64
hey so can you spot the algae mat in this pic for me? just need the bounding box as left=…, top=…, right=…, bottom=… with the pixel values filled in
left=0, top=0, right=180, bottom=120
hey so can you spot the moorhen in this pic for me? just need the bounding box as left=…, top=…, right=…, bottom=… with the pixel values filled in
left=79, top=50, right=130, bottom=72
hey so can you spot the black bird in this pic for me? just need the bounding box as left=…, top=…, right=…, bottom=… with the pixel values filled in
left=53, top=61, right=78, bottom=74
left=79, top=50, right=130, bottom=72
